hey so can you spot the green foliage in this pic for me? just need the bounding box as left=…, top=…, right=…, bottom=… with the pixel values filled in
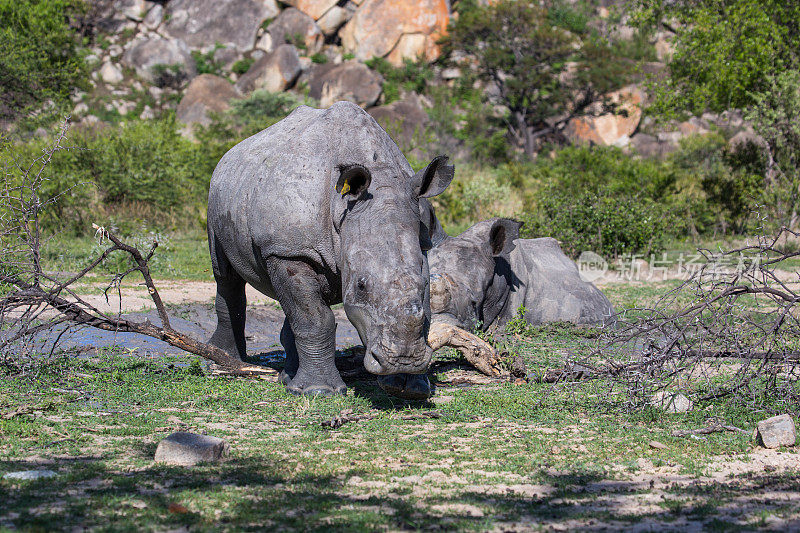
left=310, top=52, right=328, bottom=64
left=191, top=45, right=224, bottom=76
left=11, top=115, right=219, bottom=234
left=504, top=306, right=530, bottom=336
left=633, top=0, right=800, bottom=117
left=365, top=57, right=433, bottom=104
left=150, top=63, right=188, bottom=89
left=0, top=0, right=87, bottom=121
left=231, top=58, right=255, bottom=75
left=342, top=52, right=355, bottom=60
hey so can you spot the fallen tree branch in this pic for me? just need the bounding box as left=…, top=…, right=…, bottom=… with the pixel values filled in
left=321, top=409, right=442, bottom=429
left=428, top=321, right=505, bottom=376
left=671, top=423, right=749, bottom=438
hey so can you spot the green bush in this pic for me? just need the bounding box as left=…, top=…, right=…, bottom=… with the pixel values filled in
left=191, top=45, right=224, bottom=76
left=0, top=0, right=87, bottom=121
left=231, top=57, right=254, bottom=75
left=365, top=57, right=433, bottom=104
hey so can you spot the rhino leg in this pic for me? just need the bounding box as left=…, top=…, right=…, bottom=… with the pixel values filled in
left=209, top=272, right=248, bottom=361
left=278, top=317, right=299, bottom=386
left=267, top=257, right=346, bottom=396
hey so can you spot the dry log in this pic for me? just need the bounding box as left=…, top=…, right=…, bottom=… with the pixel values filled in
left=428, top=321, right=505, bottom=376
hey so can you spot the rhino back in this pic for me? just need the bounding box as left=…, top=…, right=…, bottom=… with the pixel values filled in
left=504, top=238, right=615, bottom=325
left=208, top=102, right=410, bottom=285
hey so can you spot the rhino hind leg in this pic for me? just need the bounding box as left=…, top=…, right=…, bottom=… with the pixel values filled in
left=267, top=257, right=346, bottom=396
left=209, top=273, right=248, bottom=361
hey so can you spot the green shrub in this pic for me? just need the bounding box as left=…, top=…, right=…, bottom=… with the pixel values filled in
left=365, top=56, right=433, bottom=104
left=0, top=0, right=87, bottom=121
left=191, top=45, right=224, bottom=76
left=310, top=52, right=328, bottom=64
left=231, top=57, right=255, bottom=75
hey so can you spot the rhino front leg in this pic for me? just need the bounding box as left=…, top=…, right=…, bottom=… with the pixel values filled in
left=267, top=257, right=345, bottom=396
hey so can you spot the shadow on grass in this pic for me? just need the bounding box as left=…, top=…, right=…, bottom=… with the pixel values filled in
left=3, top=453, right=800, bottom=531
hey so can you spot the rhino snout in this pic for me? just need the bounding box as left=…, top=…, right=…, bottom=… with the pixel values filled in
left=364, top=342, right=432, bottom=375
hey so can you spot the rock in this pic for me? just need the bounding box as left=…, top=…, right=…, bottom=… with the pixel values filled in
left=260, top=0, right=281, bottom=18
left=284, top=0, right=338, bottom=20
left=650, top=391, right=693, bottom=413
left=99, top=61, right=124, bottom=84
left=107, top=45, right=123, bottom=59
left=266, top=8, right=323, bottom=54
left=678, top=117, right=710, bottom=137
left=3, top=470, right=57, bottom=481
left=177, top=74, right=241, bottom=127
left=656, top=131, right=683, bottom=145
left=213, top=45, right=242, bottom=71
left=120, top=0, right=148, bottom=21
left=143, top=3, right=163, bottom=29
left=154, top=432, right=229, bottom=466
left=340, top=0, right=449, bottom=64
left=255, top=33, right=274, bottom=53
left=655, top=32, right=674, bottom=62
left=235, top=44, right=303, bottom=94
left=72, top=102, right=89, bottom=116
left=308, top=61, right=383, bottom=108
left=756, top=414, right=796, bottom=449
left=122, top=35, right=196, bottom=87
left=140, top=105, right=155, bottom=120
left=113, top=100, right=137, bottom=116
left=648, top=440, right=667, bottom=450
left=441, top=67, right=460, bottom=80
left=368, top=93, right=429, bottom=151
left=163, top=0, right=271, bottom=53
left=729, top=130, right=767, bottom=153
left=564, top=85, right=645, bottom=146
left=317, top=6, right=351, bottom=36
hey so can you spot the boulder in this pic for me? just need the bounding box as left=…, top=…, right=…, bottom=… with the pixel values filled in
left=92, top=0, right=146, bottom=31
left=650, top=391, right=693, bottom=413
left=154, top=432, right=229, bottom=466
left=99, top=61, right=124, bottom=84
left=163, top=0, right=271, bottom=52
left=235, top=44, right=303, bottom=94
left=284, top=0, right=339, bottom=20
left=317, top=6, right=353, bottom=36
left=143, top=3, right=163, bottom=30
left=368, top=93, right=429, bottom=150
left=564, top=85, right=645, bottom=146
left=266, top=8, right=323, bottom=54
left=177, top=74, right=241, bottom=127
left=678, top=117, right=710, bottom=137
left=340, top=0, right=449, bottom=64
left=756, top=414, right=796, bottom=449
left=122, top=35, right=197, bottom=87
left=308, top=61, right=383, bottom=108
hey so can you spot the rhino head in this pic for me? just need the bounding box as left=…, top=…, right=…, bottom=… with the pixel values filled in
left=428, top=218, right=523, bottom=331
left=338, top=156, right=454, bottom=375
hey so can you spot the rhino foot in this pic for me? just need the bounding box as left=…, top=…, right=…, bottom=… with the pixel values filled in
left=285, top=369, right=347, bottom=397
left=377, top=374, right=432, bottom=400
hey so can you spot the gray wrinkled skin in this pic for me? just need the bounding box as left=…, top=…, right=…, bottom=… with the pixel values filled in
left=427, top=217, right=616, bottom=330
left=207, top=102, right=454, bottom=395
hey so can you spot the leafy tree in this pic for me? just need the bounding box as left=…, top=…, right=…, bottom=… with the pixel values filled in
left=0, top=0, right=87, bottom=121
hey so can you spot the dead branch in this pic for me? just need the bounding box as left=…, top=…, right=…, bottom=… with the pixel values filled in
left=428, top=321, right=506, bottom=376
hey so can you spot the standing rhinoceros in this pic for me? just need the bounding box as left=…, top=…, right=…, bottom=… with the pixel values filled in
left=207, top=102, right=454, bottom=395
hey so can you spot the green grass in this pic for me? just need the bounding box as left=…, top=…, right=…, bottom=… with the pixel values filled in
left=1, top=340, right=797, bottom=530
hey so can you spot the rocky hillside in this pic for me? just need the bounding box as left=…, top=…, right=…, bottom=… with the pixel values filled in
left=67, top=0, right=756, bottom=160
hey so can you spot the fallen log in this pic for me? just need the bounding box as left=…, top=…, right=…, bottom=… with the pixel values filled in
left=427, top=321, right=506, bottom=376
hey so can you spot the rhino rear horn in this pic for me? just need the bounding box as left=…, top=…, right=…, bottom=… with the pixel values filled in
left=414, top=155, right=454, bottom=198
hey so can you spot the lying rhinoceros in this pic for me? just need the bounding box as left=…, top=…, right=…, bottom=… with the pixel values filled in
left=427, top=216, right=616, bottom=330
left=378, top=205, right=615, bottom=399
left=207, top=102, right=453, bottom=395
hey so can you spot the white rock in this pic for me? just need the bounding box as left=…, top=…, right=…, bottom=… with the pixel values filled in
left=650, top=391, right=693, bottom=413
left=756, top=414, right=796, bottom=449
left=140, top=105, right=155, bottom=119
left=113, top=100, right=137, bottom=115
left=154, top=432, right=229, bottom=466
left=100, top=61, right=124, bottom=84
left=72, top=102, right=89, bottom=116
left=143, top=3, right=163, bottom=29
left=4, top=470, right=57, bottom=480
left=255, top=33, right=273, bottom=53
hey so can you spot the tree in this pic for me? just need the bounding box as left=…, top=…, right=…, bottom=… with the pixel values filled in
left=0, top=0, right=87, bottom=122
left=446, top=0, right=577, bottom=157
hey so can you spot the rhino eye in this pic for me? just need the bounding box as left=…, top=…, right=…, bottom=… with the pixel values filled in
left=357, top=277, right=367, bottom=291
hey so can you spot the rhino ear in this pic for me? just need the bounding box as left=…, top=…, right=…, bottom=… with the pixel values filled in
left=336, top=164, right=372, bottom=198
left=413, top=155, right=454, bottom=198
left=489, top=218, right=522, bottom=256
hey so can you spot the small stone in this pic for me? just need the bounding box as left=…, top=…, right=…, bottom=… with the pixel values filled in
left=650, top=391, right=693, bottom=413
left=99, top=61, right=124, bottom=84
left=72, top=102, right=89, bottom=116
left=143, top=4, right=163, bottom=30
left=154, top=431, right=229, bottom=466
left=756, top=414, right=796, bottom=449
left=3, top=470, right=57, bottom=480
left=648, top=440, right=667, bottom=450
left=140, top=105, right=155, bottom=120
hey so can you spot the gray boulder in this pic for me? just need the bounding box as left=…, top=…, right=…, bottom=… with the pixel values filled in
left=163, top=0, right=271, bottom=52
left=177, top=74, right=241, bottom=127
left=756, top=414, right=796, bottom=449
left=122, top=35, right=196, bottom=87
left=308, top=61, right=383, bottom=109
left=368, top=93, right=429, bottom=154
left=154, top=432, right=229, bottom=465
left=650, top=391, right=693, bottom=413
left=235, top=44, right=303, bottom=94
left=266, top=8, right=323, bottom=54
